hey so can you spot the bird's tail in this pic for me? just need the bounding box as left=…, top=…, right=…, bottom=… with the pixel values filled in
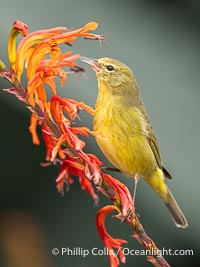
left=166, top=187, right=188, bottom=228
left=146, top=168, right=188, bottom=228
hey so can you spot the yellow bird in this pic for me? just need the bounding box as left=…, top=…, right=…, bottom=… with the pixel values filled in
left=81, top=57, right=188, bottom=228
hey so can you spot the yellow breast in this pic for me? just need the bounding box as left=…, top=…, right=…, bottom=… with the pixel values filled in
left=94, top=88, right=157, bottom=178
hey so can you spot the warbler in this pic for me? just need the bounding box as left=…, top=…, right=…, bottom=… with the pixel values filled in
left=81, top=57, right=188, bottom=228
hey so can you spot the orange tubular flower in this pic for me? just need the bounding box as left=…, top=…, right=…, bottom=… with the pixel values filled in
left=29, top=113, right=40, bottom=145
left=50, top=95, right=94, bottom=130
left=8, top=20, right=28, bottom=70
left=56, top=158, right=99, bottom=203
left=41, top=125, right=60, bottom=161
left=96, top=205, right=127, bottom=267
left=101, top=174, right=135, bottom=218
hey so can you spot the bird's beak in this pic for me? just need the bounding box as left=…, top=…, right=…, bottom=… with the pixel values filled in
left=80, top=56, right=101, bottom=71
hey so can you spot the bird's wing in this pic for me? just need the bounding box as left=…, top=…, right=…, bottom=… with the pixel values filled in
left=147, top=128, right=172, bottom=179
left=147, top=132, right=162, bottom=169
left=139, top=104, right=172, bottom=179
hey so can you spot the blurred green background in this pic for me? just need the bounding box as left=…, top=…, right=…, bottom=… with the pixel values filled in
left=0, top=0, right=199, bottom=266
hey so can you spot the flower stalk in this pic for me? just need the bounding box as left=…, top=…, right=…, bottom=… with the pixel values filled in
left=0, top=20, right=170, bottom=267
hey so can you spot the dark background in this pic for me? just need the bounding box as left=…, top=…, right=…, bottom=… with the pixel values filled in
left=0, top=0, right=199, bottom=266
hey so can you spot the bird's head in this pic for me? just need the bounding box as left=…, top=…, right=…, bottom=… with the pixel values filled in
left=81, top=57, right=137, bottom=95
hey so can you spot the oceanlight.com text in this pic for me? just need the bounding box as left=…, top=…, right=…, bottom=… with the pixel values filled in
left=51, top=247, right=194, bottom=257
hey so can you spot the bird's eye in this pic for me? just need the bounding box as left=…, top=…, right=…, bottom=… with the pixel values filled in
left=106, top=65, right=115, bottom=71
